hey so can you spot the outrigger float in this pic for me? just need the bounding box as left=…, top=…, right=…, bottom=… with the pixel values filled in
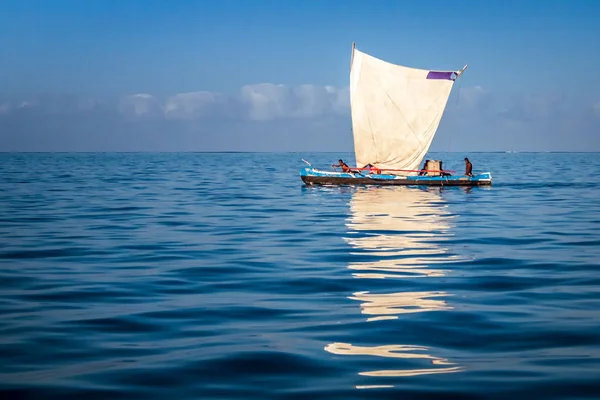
left=300, top=43, right=492, bottom=187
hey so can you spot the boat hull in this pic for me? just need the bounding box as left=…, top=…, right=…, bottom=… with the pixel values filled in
left=300, top=167, right=492, bottom=186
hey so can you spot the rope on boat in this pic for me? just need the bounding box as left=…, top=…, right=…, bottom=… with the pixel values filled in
left=351, top=167, right=456, bottom=173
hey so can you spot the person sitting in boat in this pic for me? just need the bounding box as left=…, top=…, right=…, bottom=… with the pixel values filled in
left=332, top=159, right=352, bottom=173
left=363, top=163, right=382, bottom=174
left=418, top=160, right=430, bottom=176
left=464, top=157, right=473, bottom=177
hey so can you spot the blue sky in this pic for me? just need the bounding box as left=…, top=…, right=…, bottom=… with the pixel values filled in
left=1, top=0, right=599, bottom=152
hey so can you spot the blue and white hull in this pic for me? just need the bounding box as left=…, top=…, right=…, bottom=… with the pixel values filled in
left=300, top=167, right=492, bottom=187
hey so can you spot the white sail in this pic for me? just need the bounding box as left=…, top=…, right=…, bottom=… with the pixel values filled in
left=350, top=44, right=465, bottom=174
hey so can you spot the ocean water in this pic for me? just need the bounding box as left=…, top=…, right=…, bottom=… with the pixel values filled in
left=1, top=152, right=600, bottom=399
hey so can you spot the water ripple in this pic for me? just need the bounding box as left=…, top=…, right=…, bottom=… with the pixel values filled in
left=0, top=152, right=599, bottom=399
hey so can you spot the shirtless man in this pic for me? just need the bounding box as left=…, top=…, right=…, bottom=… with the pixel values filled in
left=332, top=159, right=352, bottom=173
left=464, top=157, right=473, bottom=177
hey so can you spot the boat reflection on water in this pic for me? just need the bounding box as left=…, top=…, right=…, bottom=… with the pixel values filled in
left=325, top=187, right=466, bottom=388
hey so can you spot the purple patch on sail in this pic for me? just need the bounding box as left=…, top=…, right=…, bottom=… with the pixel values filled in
left=426, top=71, right=455, bottom=80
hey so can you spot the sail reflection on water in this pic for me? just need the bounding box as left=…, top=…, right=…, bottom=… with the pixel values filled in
left=325, top=342, right=462, bottom=377
left=345, top=186, right=466, bottom=280
left=349, top=290, right=452, bottom=322
left=325, top=187, right=465, bottom=386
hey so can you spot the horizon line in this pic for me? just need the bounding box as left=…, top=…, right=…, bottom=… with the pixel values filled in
left=2, top=150, right=600, bottom=154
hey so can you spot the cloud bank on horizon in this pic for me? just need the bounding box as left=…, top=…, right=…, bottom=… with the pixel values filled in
left=116, top=83, right=350, bottom=121
left=1, top=83, right=598, bottom=152
left=1, top=0, right=599, bottom=153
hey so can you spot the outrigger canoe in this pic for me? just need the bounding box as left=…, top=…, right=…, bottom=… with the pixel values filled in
left=300, top=166, right=492, bottom=187
left=300, top=43, right=492, bottom=187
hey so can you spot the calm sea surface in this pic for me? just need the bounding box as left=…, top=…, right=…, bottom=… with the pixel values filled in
left=1, top=152, right=600, bottom=399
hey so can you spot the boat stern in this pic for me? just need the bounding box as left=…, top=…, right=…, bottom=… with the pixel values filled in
left=460, top=171, right=492, bottom=186
left=476, top=171, right=492, bottom=184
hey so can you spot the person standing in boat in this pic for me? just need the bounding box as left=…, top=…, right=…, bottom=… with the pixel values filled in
left=464, top=157, right=473, bottom=177
left=332, top=159, right=352, bottom=173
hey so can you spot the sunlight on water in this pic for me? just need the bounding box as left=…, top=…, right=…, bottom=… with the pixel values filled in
left=348, top=290, right=453, bottom=320
left=326, top=186, right=465, bottom=388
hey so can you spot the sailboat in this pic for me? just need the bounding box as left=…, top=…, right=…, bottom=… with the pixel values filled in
left=300, top=43, right=492, bottom=186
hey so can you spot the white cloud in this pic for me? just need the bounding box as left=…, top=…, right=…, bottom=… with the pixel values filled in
left=239, top=83, right=295, bottom=121
left=2, top=85, right=599, bottom=152
left=0, top=96, right=107, bottom=115
left=1, top=84, right=351, bottom=121
left=290, top=84, right=348, bottom=118
left=164, top=91, right=225, bottom=119
left=593, top=101, right=600, bottom=117
left=235, top=83, right=349, bottom=120
left=19, top=101, right=35, bottom=109
left=157, top=83, right=350, bottom=121
left=77, top=98, right=103, bottom=111
left=118, top=93, right=162, bottom=117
